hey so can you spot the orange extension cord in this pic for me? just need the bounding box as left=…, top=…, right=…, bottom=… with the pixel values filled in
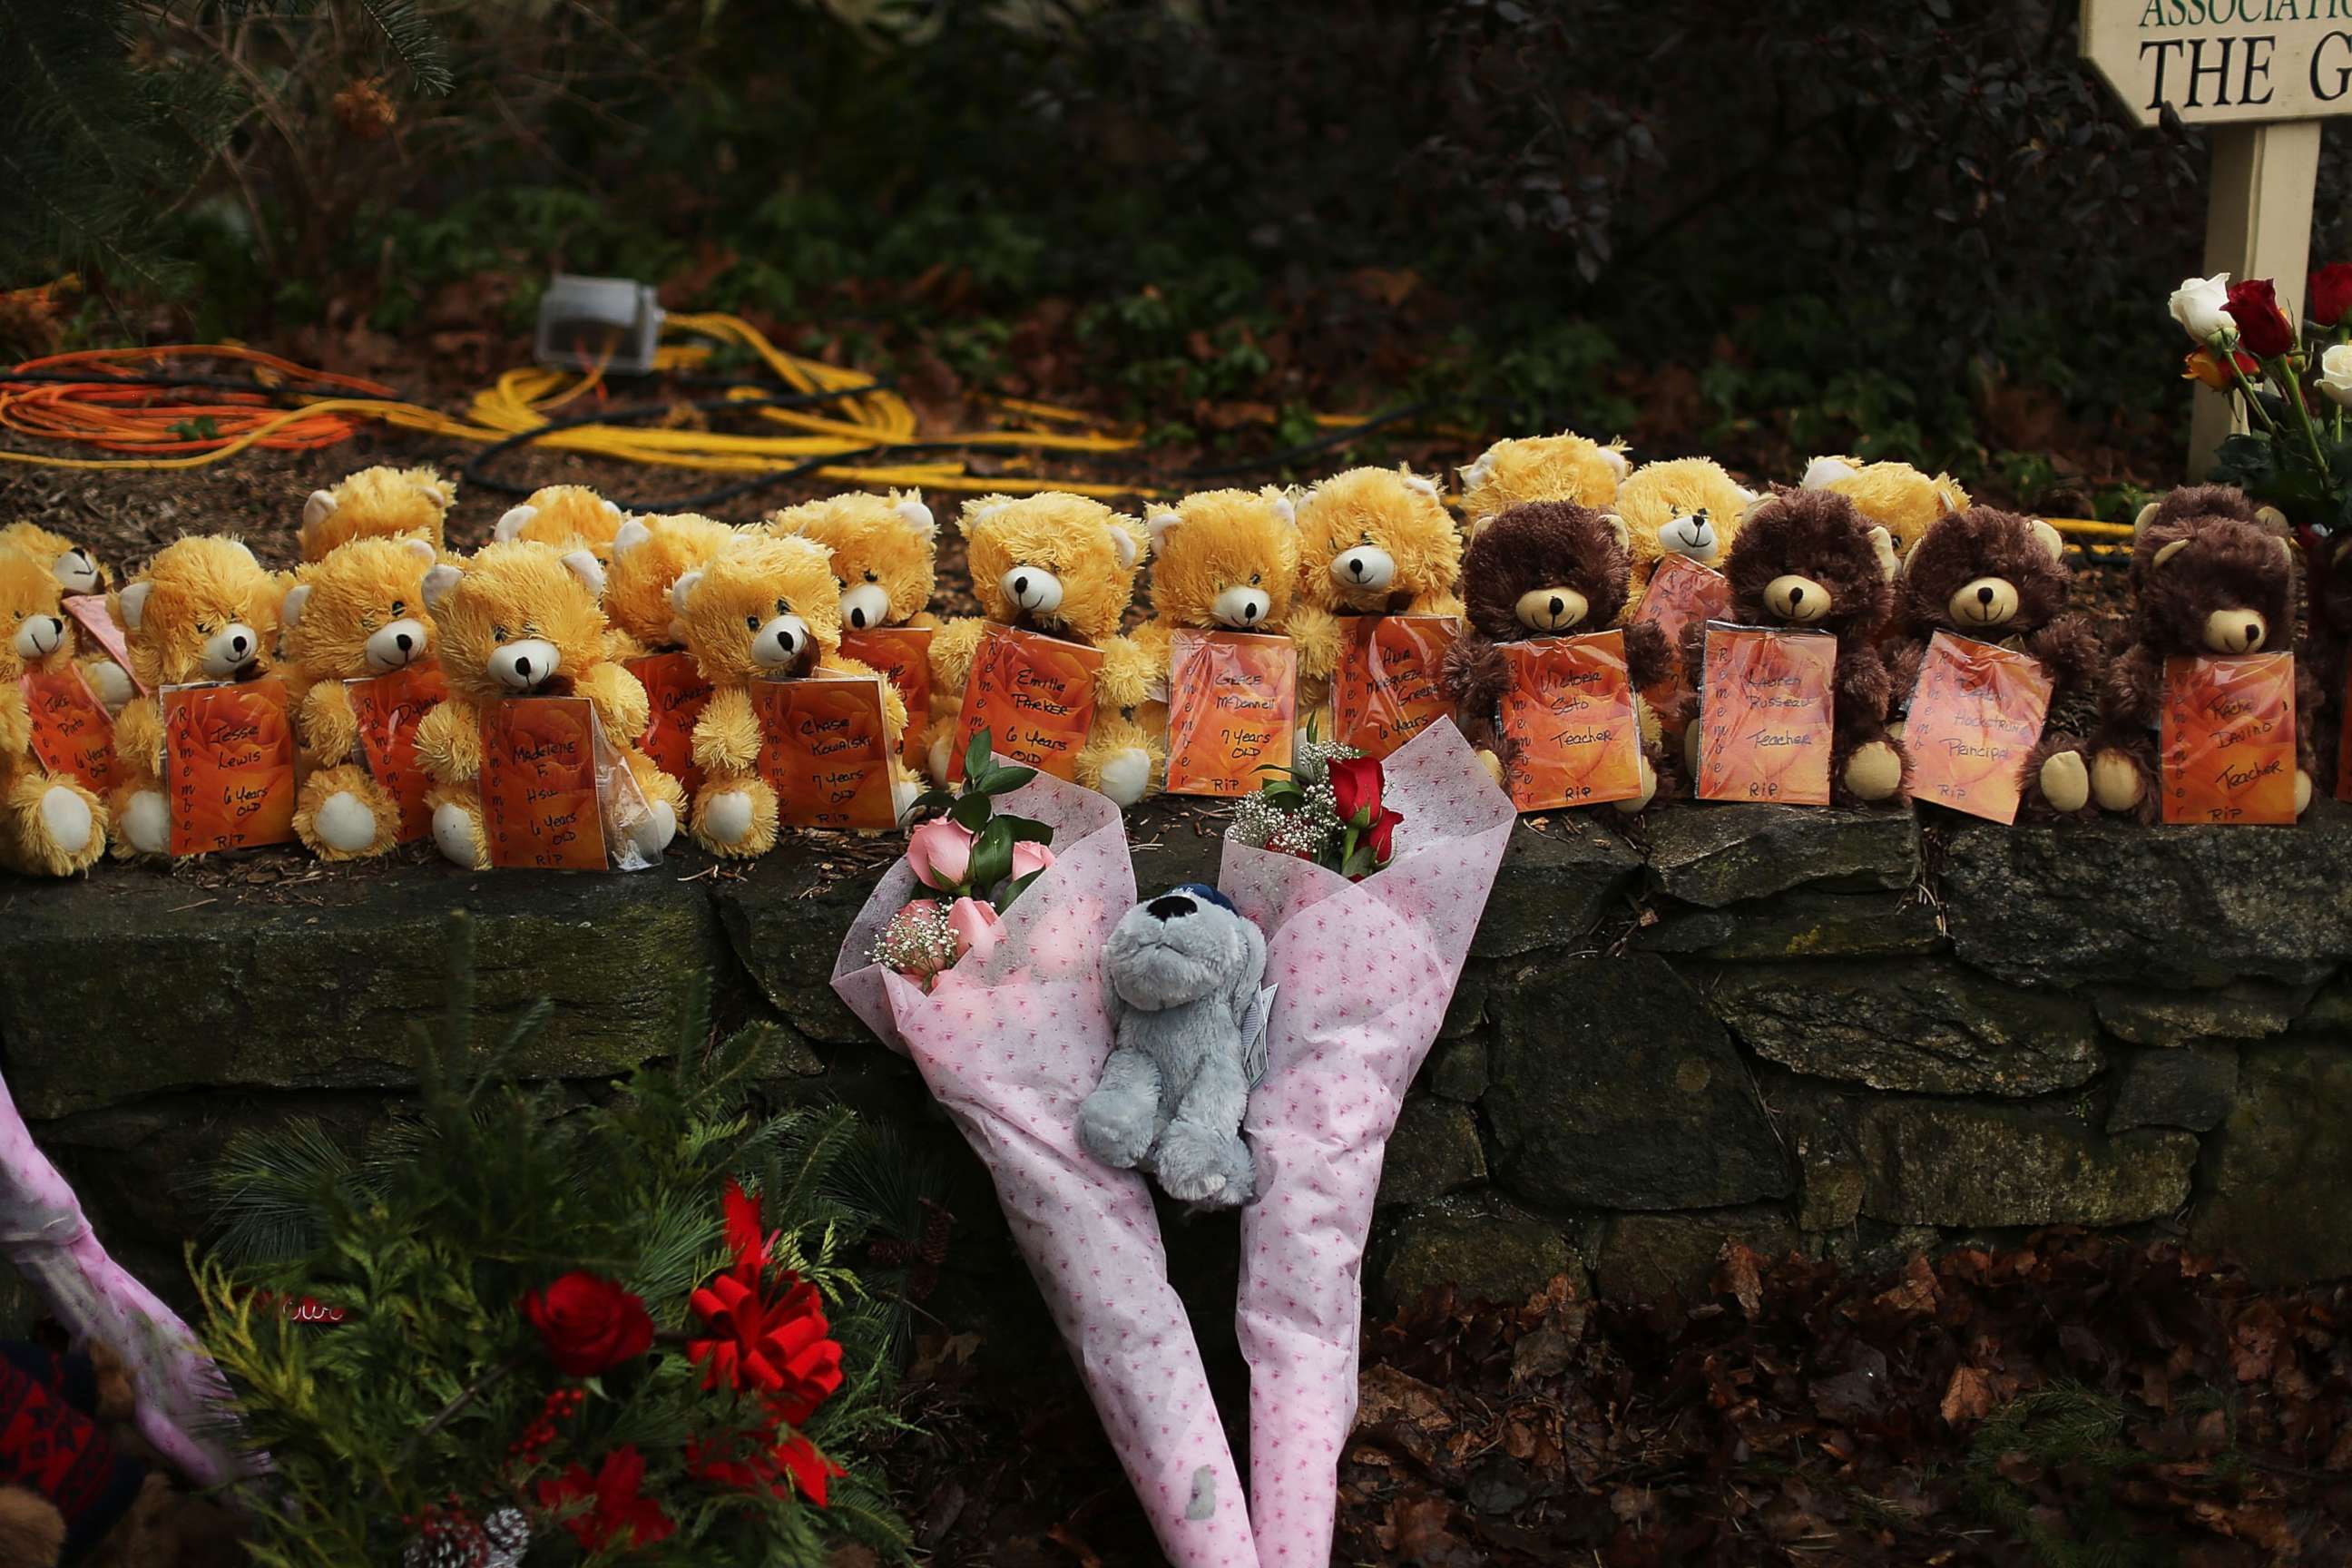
left=0, top=345, right=397, bottom=455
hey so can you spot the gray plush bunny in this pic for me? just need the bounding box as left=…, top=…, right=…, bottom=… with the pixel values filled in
left=1079, top=884, right=1269, bottom=1209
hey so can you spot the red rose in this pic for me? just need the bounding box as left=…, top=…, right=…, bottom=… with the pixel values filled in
left=534, top=1446, right=674, bottom=1553
left=1367, top=806, right=1404, bottom=867
left=2225, top=278, right=2297, bottom=358
left=1328, top=756, right=1384, bottom=828
left=522, top=1272, right=653, bottom=1377
left=2311, top=264, right=2352, bottom=328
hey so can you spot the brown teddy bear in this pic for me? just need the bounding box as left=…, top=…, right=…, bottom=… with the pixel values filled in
left=0, top=548, right=109, bottom=875
left=2308, top=526, right=2352, bottom=798
left=297, top=466, right=456, bottom=563
left=925, top=492, right=1159, bottom=804
left=1286, top=466, right=1465, bottom=713
left=1442, top=500, right=1672, bottom=810
left=492, top=485, right=627, bottom=560
left=277, top=535, right=445, bottom=860
left=103, top=536, right=286, bottom=858
left=1886, top=506, right=2106, bottom=818
left=0, top=1338, right=239, bottom=1568
left=1800, top=456, right=1967, bottom=566
left=1685, top=488, right=1906, bottom=805
left=2089, top=485, right=2319, bottom=819
left=413, top=541, right=686, bottom=867
left=1456, top=433, right=1628, bottom=530
left=1614, top=456, right=1757, bottom=595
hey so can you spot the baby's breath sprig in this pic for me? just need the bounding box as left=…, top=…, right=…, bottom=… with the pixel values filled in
left=1225, top=717, right=1366, bottom=867
left=870, top=903, right=958, bottom=982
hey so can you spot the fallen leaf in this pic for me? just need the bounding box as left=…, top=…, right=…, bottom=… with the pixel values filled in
left=1716, top=1241, right=1765, bottom=1320
left=1941, top=1365, right=1996, bottom=1426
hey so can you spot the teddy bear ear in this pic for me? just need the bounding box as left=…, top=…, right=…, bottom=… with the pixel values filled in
left=1457, top=450, right=1495, bottom=494
left=280, top=583, right=311, bottom=630
left=2254, top=504, right=2291, bottom=536
left=416, top=474, right=456, bottom=507
left=117, top=581, right=152, bottom=632
left=1105, top=522, right=1141, bottom=571
left=1598, top=443, right=1632, bottom=482
left=2133, top=501, right=2163, bottom=542
left=1599, top=512, right=1631, bottom=554
left=1401, top=472, right=1442, bottom=502
left=612, top=518, right=653, bottom=559
left=1865, top=525, right=1900, bottom=581
left=1801, top=456, right=1857, bottom=490
left=1145, top=506, right=1183, bottom=546
left=494, top=505, right=539, bottom=543
left=422, top=563, right=464, bottom=610
left=602, top=499, right=623, bottom=523
left=1269, top=489, right=1297, bottom=526
left=2027, top=518, right=2065, bottom=562
left=2151, top=537, right=2191, bottom=570
left=302, top=489, right=338, bottom=529
left=559, top=548, right=606, bottom=598
left=895, top=492, right=936, bottom=536
left=669, top=568, right=705, bottom=614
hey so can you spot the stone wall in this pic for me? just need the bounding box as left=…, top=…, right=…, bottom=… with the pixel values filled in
left=1, top=799, right=2347, bottom=1318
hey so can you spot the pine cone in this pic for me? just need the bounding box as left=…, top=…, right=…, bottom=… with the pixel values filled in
left=401, top=1514, right=489, bottom=1568
left=482, top=1506, right=530, bottom=1560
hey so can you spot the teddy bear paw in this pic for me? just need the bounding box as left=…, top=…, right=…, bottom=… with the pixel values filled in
left=431, top=801, right=482, bottom=867
left=1612, top=751, right=1659, bottom=814
left=119, top=789, right=169, bottom=856
left=629, top=798, right=678, bottom=857
left=86, top=660, right=134, bottom=715
left=2038, top=750, right=2091, bottom=814
left=2296, top=769, right=2314, bottom=817
left=891, top=773, right=923, bottom=824
left=34, top=784, right=96, bottom=858
left=926, top=732, right=956, bottom=789
left=1843, top=740, right=1903, bottom=802
left=2090, top=750, right=2143, bottom=812
left=1098, top=746, right=1152, bottom=807
left=1475, top=749, right=1504, bottom=788
left=1152, top=1121, right=1255, bottom=1208
left=699, top=790, right=756, bottom=848
left=313, top=789, right=381, bottom=855
left=1077, top=1088, right=1158, bottom=1170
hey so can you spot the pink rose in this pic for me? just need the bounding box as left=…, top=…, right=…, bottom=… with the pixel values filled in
left=946, top=897, right=1002, bottom=964
left=1010, top=841, right=1056, bottom=880
left=906, top=820, right=975, bottom=892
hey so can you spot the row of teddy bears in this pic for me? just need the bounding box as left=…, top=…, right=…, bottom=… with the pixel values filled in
left=0, top=432, right=2346, bottom=877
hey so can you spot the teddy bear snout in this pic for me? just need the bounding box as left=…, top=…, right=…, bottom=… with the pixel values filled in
left=1763, top=574, right=1831, bottom=623
left=13, top=615, right=64, bottom=659
left=200, top=622, right=261, bottom=678
left=1660, top=511, right=1718, bottom=561
left=1949, top=576, right=2020, bottom=627
left=840, top=583, right=891, bottom=632
left=1212, top=585, right=1272, bottom=627
left=1514, top=587, right=1588, bottom=632
left=490, top=636, right=561, bottom=691
left=53, top=550, right=98, bottom=593
left=752, top=613, right=810, bottom=669
left=2202, top=608, right=2267, bottom=653
left=1332, top=544, right=1396, bottom=592
left=365, top=617, right=428, bottom=671
left=1146, top=893, right=1197, bottom=922
left=1002, top=566, right=1064, bottom=616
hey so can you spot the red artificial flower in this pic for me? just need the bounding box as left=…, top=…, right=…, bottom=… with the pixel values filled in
left=687, top=1432, right=846, bottom=1508
left=2225, top=278, right=2297, bottom=358
left=1328, top=756, right=1385, bottom=828
left=2311, top=263, right=2352, bottom=328
left=2181, top=347, right=2259, bottom=390
left=689, top=1182, right=845, bottom=1427
left=1367, top=806, right=1404, bottom=867
left=534, top=1446, right=675, bottom=1553
left=521, top=1273, right=653, bottom=1377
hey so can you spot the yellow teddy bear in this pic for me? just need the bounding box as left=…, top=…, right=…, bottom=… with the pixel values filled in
left=762, top=489, right=941, bottom=637
left=1129, top=487, right=1300, bottom=746
left=603, top=513, right=739, bottom=660
left=926, top=492, right=1159, bottom=805
left=1614, top=456, right=1757, bottom=593
left=1286, top=465, right=1465, bottom=712
left=299, top=466, right=456, bottom=562
left=493, top=485, right=628, bottom=559
left=0, top=521, right=133, bottom=713
left=0, top=545, right=109, bottom=874
left=414, top=541, right=684, bottom=867
left=104, top=535, right=285, bottom=857
left=1457, top=432, right=1629, bottom=531
left=670, top=531, right=913, bottom=857
left=1801, top=456, right=1968, bottom=565
left=278, top=535, right=444, bottom=861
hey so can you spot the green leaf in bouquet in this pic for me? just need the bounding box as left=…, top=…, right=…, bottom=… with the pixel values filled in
left=965, top=816, right=1015, bottom=891
left=997, top=867, right=1044, bottom=912
left=979, top=765, right=1038, bottom=796
left=1002, top=814, right=1054, bottom=844
left=904, top=787, right=956, bottom=825
left=2210, top=432, right=2276, bottom=492
left=949, top=791, right=995, bottom=832
left=1261, top=780, right=1306, bottom=807
left=963, top=728, right=995, bottom=789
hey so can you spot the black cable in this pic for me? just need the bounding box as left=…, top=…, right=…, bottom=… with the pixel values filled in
left=0, top=368, right=411, bottom=398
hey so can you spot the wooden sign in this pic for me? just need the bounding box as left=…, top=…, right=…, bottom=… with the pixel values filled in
left=1901, top=632, right=2054, bottom=825
left=1163, top=629, right=1298, bottom=798
left=752, top=675, right=899, bottom=831
left=1693, top=625, right=1837, bottom=807
left=2160, top=652, right=2299, bottom=824
left=162, top=678, right=297, bottom=856
left=1630, top=554, right=1733, bottom=737
left=345, top=665, right=449, bottom=844
left=20, top=667, right=115, bottom=793
left=1494, top=631, right=1643, bottom=811
left=950, top=622, right=1102, bottom=783
left=625, top=650, right=713, bottom=795
left=1331, top=614, right=1458, bottom=760
left=478, top=697, right=611, bottom=870
left=840, top=625, right=935, bottom=771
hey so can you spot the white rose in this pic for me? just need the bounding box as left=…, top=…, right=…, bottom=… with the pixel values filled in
left=2319, top=343, right=2352, bottom=407
left=2171, top=273, right=2239, bottom=346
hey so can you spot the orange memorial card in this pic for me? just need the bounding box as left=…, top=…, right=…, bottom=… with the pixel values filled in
left=950, top=622, right=1103, bottom=783
left=345, top=664, right=450, bottom=844
left=625, top=650, right=714, bottom=796
left=1163, top=629, right=1298, bottom=798
left=162, top=677, right=297, bottom=856
left=840, top=625, right=935, bottom=770
left=1331, top=614, right=1459, bottom=760
left=1694, top=623, right=1837, bottom=806
left=20, top=666, right=117, bottom=792
left=1495, top=631, right=1643, bottom=811
left=752, top=674, right=899, bottom=831
left=478, top=696, right=612, bottom=870
left=1631, top=555, right=1734, bottom=736
left=1901, top=632, right=2053, bottom=825
left=2160, top=652, right=2299, bottom=825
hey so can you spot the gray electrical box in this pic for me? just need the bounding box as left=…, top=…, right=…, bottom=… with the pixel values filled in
left=534, top=275, right=664, bottom=375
